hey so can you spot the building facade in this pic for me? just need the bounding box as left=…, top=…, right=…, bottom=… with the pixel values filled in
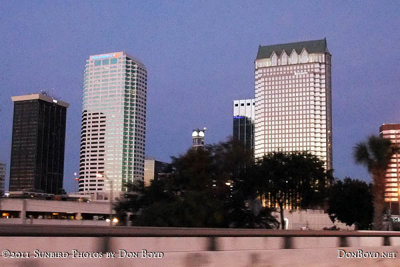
left=0, top=198, right=113, bottom=225
left=79, top=52, right=147, bottom=199
left=144, top=157, right=170, bottom=187
left=9, top=94, right=68, bottom=194
left=0, top=162, right=5, bottom=195
left=254, top=39, right=332, bottom=170
left=233, top=99, right=255, bottom=151
left=380, top=123, right=400, bottom=214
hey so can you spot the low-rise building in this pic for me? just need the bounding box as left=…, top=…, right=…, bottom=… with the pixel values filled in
left=0, top=197, right=114, bottom=226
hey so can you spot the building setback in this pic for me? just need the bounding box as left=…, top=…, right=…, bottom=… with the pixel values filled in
left=233, top=99, right=255, bottom=151
left=254, top=39, right=332, bottom=170
left=380, top=123, right=400, bottom=215
left=9, top=93, right=68, bottom=194
left=79, top=52, right=147, bottom=199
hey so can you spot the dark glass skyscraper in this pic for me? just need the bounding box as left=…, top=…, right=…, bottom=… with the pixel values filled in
left=233, top=99, right=255, bottom=151
left=9, top=93, right=69, bottom=194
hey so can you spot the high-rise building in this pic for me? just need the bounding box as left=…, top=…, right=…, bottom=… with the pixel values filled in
left=9, top=93, right=68, bottom=194
left=254, top=39, right=332, bottom=170
left=79, top=52, right=147, bottom=199
left=233, top=99, right=255, bottom=151
left=380, top=123, right=400, bottom=214
left=0, top=162, right=5, bottom=195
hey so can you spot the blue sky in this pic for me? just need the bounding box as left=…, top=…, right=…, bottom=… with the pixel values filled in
left=0, top=1, right=399, bottom=192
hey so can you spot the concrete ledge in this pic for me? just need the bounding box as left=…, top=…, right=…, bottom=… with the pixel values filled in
left=1, top=225, right=400, bottom=237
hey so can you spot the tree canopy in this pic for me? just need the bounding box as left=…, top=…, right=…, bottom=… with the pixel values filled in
left=328, top=178, right=373, bottom=230
left=253, top=152, right=332, bottom=229
left=116, top=141, right=333, bottom=229
left=353, top=135, right=396, bottom=230
left=115, top=139, right=278, bottom=228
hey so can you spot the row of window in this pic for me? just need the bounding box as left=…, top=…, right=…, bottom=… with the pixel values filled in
left=234, top=102, right=255, bottom=107
left=254, top=148, right=327, bottom=155
left=93, top=58, right=118, bottom=66
left=258, top=63, right=323, bottom=72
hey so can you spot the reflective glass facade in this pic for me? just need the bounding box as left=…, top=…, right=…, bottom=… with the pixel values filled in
left=233, top=99, right=255, bottom=151
left=9, top=94, right=68, bottom=194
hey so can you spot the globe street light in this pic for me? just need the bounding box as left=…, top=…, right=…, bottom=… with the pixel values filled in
left=192, top=127, right=207, bottom=148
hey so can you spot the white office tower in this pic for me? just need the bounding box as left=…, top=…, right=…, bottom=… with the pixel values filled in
left=79, top=52, right=147, bottom=199
left=254, top=39, right=332, bottom=170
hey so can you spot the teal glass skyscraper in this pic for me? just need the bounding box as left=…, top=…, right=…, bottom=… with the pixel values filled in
left=79, top=52, right=147, bottom=199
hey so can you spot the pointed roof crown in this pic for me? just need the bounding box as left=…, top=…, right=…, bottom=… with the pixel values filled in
left=256, top=39, right=328, bottom=60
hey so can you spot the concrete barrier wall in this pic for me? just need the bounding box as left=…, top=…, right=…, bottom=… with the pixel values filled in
left=1, top=226, right=400, bottom=266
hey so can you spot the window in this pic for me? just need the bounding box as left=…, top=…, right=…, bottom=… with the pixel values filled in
left=111, top=58, right=118, bottom=64
left=102, top=59, right=109, bottom=65
left=94, top=60, right=101, bottom=66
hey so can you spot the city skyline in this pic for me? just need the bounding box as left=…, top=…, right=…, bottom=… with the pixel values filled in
left=0, top=2, right=399, bottom=192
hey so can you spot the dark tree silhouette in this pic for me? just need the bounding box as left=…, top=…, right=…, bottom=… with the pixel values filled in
left=254, top=152, right=332, bottom=229
left=328, top=178, right=373, bottom=230
left=354, top=135, right=397, bottom=230
left=115, top=139, right=278, bottom=228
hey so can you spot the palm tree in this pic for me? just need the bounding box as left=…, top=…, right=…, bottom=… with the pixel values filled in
left=354, top=135, right=396, bottom=230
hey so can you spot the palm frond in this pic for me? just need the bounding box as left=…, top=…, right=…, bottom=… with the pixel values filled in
left=368, top=136, right=392, bottom=167
left=354, top=135, right=395, bottom=173
left=353, top=142, right=371, bottom=170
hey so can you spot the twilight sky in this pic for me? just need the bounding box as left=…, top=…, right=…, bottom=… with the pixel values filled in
left=0, top=1, right=399, bottom=192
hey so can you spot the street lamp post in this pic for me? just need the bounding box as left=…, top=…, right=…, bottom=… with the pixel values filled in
left=96, top=173, right=114, bottom=226
left=74, top=172, right=79, bottom=193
